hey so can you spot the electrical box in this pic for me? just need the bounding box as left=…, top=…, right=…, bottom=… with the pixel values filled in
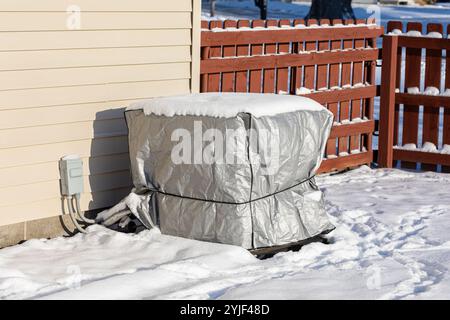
left=59, top=155, right=84, bottom=196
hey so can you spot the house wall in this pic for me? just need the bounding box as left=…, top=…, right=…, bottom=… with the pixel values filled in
left=0, top=0, right=201, bottom=229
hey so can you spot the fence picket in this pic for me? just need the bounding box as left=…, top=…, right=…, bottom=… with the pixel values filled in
left=221, top=20, right=238, bottom=92
left=350, top=19, right=366, bottom=154
left=401, top=22, right=422, bottom=169
left=325, top=19, right=343, bottom=158
left=316, top=19, right=331, bottom=157
left=291, top=19, right=305, bottom=95
left=207, top=20, right=222, bottom=92
left=378, top=35, right=399, bottom=168
left=276, top=19, right=291, bottom=94
left=236, top=20, right=250, bottom=93
left=444, top=25, right=450, bottom=173
left=387, top=21, right=403, bottom=164
left=263, top=20, right=278, bottom=93
left=363, top=18, right=377, bottom=161
left=338, top=19, right=354, bottom=156
left=316, top=19, right=330, bottom=92
left=422, top=23, right=443, bottom=171
left=249, top=20, right=265, bottom=93
left=303, top=19, right=318, bottom=91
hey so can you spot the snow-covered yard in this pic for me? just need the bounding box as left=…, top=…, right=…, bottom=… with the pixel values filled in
left=1, top=166, right=450, bottom=300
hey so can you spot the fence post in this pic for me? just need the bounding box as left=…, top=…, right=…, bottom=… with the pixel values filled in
left=378, top=35, right=398, bottom=168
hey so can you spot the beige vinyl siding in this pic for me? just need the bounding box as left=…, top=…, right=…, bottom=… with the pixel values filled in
left=0, top=46, right=191, bottom=71
left=0, top=1, right=193, bottom=12
left=0, top=79, right=190, bottom=110
left=0, top=12, right=192, bottom=31
left=0, top=137, right=129, bottom=168
left=0, top=30, right=191, bottom=51
left=0, top=189, right=131, bottom=227
left=0, top=0, right=201, bottom=226
left=0, top=154, right=131, bottom=189
left=0, top=63, right=191, bottom=91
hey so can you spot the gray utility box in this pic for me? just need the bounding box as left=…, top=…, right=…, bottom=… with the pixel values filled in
left=59, top=155, right=84, bottom=196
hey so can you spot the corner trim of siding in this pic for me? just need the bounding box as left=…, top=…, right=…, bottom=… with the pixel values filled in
left=190, top=0, right=201, bottom=93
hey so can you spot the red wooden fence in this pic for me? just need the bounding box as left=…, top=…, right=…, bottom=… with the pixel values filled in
left=379, top=21, right=450, bottom=172
left=200, top=19, right=384, bottom=173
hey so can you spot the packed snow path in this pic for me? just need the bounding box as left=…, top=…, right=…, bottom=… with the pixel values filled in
left=1, top=166, right=450, bottom=300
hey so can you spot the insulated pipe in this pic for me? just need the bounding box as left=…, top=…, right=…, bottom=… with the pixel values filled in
left=74, top=194, right=96, bottom=224
left=66, top=195, right=88, bottom=234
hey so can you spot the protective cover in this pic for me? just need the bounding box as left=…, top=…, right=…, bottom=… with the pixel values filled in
left=97, top=93, right=335, bottom=249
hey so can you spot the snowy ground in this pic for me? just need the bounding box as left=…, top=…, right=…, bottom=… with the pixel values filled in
left=1, top=166, right=450, bottom=300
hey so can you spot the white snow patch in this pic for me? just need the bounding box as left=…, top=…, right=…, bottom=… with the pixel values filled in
left=421, top=142, right=438, bottom=153
left=441, top=145, right=450, bottom=155
left=128, top=93, right=329, bottom=118
left=396, top=142, right=450, bottom=155
left=294, top=83, right=371, bottom=97
left=61, top=154, right=81, bottom=161
left=407, top=87, right=420, bottom=95
left=424, top=86, right=440, bottom=96
left=304, top=190, right=323, bottom=202
left=3, top=167, right=450, bottom=299
left=427, top=32, right=443, bottom=39
left=388, top=29, right=403, bottom=35
left=0, top=226, right=256, bottom=299
left=207, top=23, right=377, bottom=32
left=442, top=89, right=450, bottom=97
left=4, top=167, right=450, bottom=300
left=332, top=118, right=368, bottom=126
left=406, top=30, right=422, bottom=37
left=295, top=87, right=312, bottom=95
left=396, top=143, right=417, bottom=150
left=388, top=30, right=443, bottom=38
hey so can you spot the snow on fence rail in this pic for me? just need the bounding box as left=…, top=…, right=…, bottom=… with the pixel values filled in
left=379, top=21, right=450, bottom=173
left=200, top=18, right=383, bottom=173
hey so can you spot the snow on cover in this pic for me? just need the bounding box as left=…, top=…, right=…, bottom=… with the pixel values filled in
left=127, top=93, right=329, bottom=118
left=395, top=142, right=450, bottom=155
left=2, top=166, right=450, bottom=300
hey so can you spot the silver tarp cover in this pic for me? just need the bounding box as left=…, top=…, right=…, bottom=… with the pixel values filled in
left=98, top=94, right=335, bottom=249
